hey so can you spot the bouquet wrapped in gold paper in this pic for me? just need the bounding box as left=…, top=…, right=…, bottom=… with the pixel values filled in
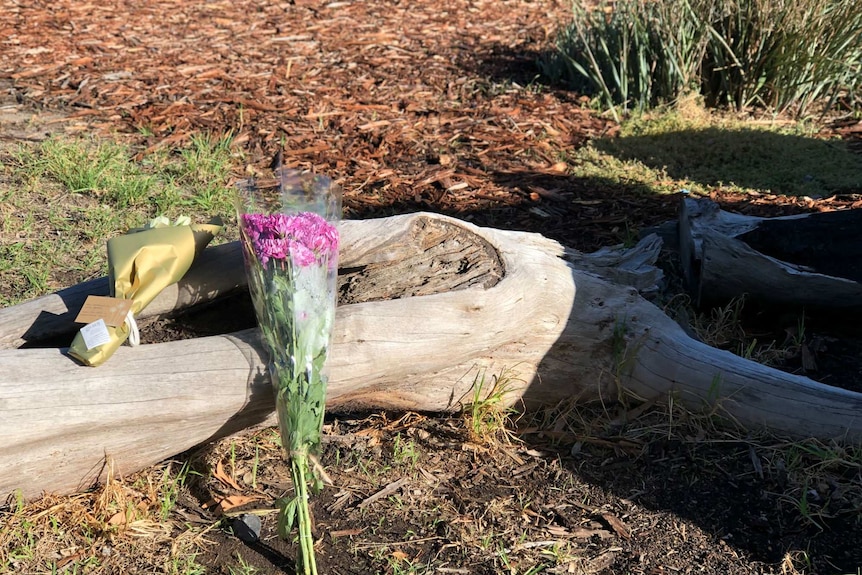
left=68, top=216, right=221, bottom=367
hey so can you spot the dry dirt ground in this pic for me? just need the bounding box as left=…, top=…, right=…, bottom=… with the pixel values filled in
left=2, top=1, right=862, bottom=574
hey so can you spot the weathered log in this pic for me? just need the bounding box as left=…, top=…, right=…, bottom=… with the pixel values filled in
left=0, top=217, right=664, bottom=350
left=679, top=196, right=862, bottom=309
left=2, top=212, right=862, bottom=500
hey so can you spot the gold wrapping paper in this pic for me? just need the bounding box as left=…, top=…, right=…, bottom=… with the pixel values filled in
left=68, top=218, right=222, bottom=366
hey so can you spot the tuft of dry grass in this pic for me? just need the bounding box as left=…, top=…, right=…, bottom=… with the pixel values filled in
left=459, top=368, right=524, bottom=447
left=663, top=292, right=804, bottom=368
left=0, top=457, right=211, bottom=574
left=529, top=389, right=862, bottom=536
left=3, top=395, right=861, bottom=574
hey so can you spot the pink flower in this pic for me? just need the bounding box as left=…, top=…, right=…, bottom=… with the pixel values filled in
left=288, top=239, right=316, bottom=267
left=241, top=211, right=338, bottom=268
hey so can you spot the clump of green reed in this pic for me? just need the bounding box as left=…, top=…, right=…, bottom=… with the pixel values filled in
left=540, top=0, right=709, bottom=121
left=540, top=0, right=862, bottom=118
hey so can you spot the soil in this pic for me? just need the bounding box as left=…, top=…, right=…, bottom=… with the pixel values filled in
left=3, top=1, right=862, bottom=574
left=178, top=412, right=862, bottom=575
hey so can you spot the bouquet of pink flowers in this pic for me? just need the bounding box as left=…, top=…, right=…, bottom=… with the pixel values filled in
left=236, top=170, right=340, bottom=575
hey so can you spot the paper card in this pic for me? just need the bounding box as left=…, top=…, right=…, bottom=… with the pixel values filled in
left=75, top=296, right=133, bottom=327
left=79, top=319, right=111, bottom=350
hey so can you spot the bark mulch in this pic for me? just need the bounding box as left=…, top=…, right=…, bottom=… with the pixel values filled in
left=4, top=0, right=861, bottom=247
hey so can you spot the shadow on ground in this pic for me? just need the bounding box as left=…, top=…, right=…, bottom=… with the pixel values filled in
left=592, top=126, right=862, bottom=197
left=347, top=170, right=680, bottom=253
left=157, top=186, right=862, bottom=574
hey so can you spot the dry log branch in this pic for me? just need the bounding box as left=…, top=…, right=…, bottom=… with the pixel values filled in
left=679, top=196, right=862, bottom=308
left=1, top=213, right=861, bottom=499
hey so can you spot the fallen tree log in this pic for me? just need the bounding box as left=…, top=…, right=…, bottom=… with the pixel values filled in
left=0, top=215, right=664, bottom=350
left=2, top=212, right=862, bottom=500
left=679, top=196, right=862, bottom=309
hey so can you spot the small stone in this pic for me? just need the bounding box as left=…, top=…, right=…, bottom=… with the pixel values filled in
left=232, top=513, right=262, bottom=543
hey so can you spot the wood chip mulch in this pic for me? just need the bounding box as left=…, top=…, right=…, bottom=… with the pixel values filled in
left=2, top=0, right=861, bottom=251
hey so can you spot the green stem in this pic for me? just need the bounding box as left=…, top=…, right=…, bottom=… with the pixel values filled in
left=291, top=455, right=318, bottom=575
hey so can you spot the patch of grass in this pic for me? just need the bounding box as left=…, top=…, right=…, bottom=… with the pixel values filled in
left=227, top=553, right=260, bottom=575
left=559, top=105, right=862, bottom=200
left=664, top=293, right=794, bottom=367
left=168, top=552, right=207, bottom=575
left=158, top=460, right=198, bottom=521
left=378, top=550, right=424, bottom=575
left=460, top=368, right=523, bottom=445
left=391, top=433, right=420, bottom=471
left=540, top=0, right=708, bottom=120
left=699, top=0, right=862, bottom=114
left=594, top=107, right=862, bottom=196
left=496, top=537, right=569, bottom=575
left=167, top=132, right=237, bottom=215
left=557, top=392, right=862, bottom=533
left=0, top=133, right=239, bottom=307
left=663, top=288, right=829, bottom=373
left=26, top=138, right=129, bottom=196
left=691, top=295, right=749, bottom=349
left=766, top=438, right=862, bottom=532
left=0, top=457, right=211, bottom=574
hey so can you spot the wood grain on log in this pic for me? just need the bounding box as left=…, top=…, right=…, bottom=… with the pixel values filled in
left=2, top=212, right=861, bottom=500
left=0, top=214, right=566, bottom=498
left=0, top=217, right=504, bottom=349
left=700, top=231, right=862, bottom=308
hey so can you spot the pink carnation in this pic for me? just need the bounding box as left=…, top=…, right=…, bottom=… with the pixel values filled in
left=241, top=211, right=339, bottom=268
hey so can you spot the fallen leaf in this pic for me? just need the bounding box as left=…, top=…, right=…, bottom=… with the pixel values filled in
left=205, top=494, right=262, bottom=514
left=106, top=500, right=149, bottom=526
left=214, top=460, right=243, bottom=491
left=601, top=512, right=631, bottom=540
left=107, top=511, right=128, bottom=526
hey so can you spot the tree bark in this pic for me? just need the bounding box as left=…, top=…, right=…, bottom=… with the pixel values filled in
left=679, top=196, right=862, bottom=309
left=2, top=212, right=861, bottom=500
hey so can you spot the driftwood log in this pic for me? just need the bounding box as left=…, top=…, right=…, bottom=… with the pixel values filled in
left=2, top=212, right=862, bottom=500
left=679, top=196, right=862, bottom=309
